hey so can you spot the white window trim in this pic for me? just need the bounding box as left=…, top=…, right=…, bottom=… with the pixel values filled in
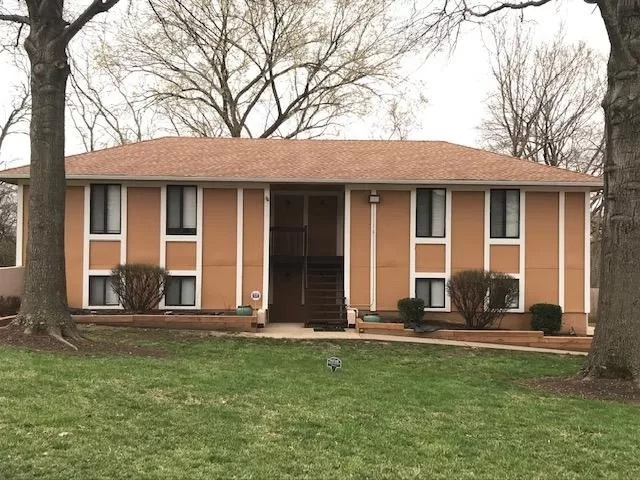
left=414, top=272, right=449, bottom=312
left=484, top=189, right=525, bottom=313
left=410, top=188, right=452, bottom=312
left=86, top=269, right=121, bottom=310
left=83, top=184, right=127, bottom=308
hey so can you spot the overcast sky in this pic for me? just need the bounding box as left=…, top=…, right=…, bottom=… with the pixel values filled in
left=0, top=1, right=610, bottom=167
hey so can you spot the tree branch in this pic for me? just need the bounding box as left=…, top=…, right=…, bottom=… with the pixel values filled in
left=468, top=0, right=553, bottom=17
left=0, top=14, right=30, bottom=25
left=63, top=0, right=120, bottom=44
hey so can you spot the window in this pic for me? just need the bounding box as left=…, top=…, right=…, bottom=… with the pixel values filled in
left=165, top=276, right=196, bottom=306
left=90, top=184, right=121, bottom=234
left=490, top=189, right=520, bottom=238
left=416, top=189, right=446, bottom=237
left=489, top=278, right=519, bottom=309
left=89, top=276, right=119, bottom=306
left=167, top=186, right=197, bottom=235
left=415, top=278, right=446, bottom=308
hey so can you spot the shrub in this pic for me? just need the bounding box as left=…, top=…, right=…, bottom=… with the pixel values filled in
left=397, top=297, right=425, bottom=327
left=111, top=264, right=169, bottom=313
left=447, top=270, right=518, bottom=329
left=530, top=303, right=563, bottom=334
left=0, top=295, right=20, bottom=316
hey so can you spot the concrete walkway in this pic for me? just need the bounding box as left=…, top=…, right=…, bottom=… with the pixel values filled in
left=239, top=323, right=587, bottom=356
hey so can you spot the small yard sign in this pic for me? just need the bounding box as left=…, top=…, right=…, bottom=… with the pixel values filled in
left=250, top=290, right=261, bottom=301
left=327, top=356, right=342, bottom=372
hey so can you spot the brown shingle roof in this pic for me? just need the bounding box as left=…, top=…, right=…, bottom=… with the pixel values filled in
left=0, top=137, right=602, bottom=187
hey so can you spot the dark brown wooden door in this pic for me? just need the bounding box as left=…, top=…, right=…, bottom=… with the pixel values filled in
left=307, top=195, right=338, bottom=256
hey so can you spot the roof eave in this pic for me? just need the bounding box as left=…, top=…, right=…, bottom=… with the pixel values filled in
left=0, top=173, right=603, bottom=189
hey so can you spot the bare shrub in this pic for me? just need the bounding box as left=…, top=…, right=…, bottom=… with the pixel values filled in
left=111, top=264, right=169, bottom=313
left=447, top=270, right=518, bottom=329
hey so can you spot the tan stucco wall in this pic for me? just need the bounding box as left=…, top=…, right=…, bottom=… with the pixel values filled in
left=202, top=188, right=236, bottom=309
left=65, top=187, right=85, bottom=308
left=490, top=245, right=520, bottom=274
left=165, top=241, right=197, bottom=270
left=564, top=192, right=585, bottom=313
left=525, top=192, right=559, bottom=307
left=451, top=191, right=484, bottom=272
left=89, top=241, right=120, bottom=270
left=376, top=190, right=410, bottom=311
left=242, top=189, right=264, bottom=306
left=349, top=190, right=371, bottom=309
left=127, top=187, right=160, bottom=264
left=415, top=244, right=445, bottom=273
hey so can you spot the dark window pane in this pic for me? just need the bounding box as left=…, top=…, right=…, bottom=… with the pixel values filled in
left=489, top=278, right=519, bottom=309
left=415, top=278, right=446, bottom=308
left=416, top=189, right=432, bottom=237
left=91, top=185, right=106, bottom=234
left=490, top=190, right=505, bottom=238
left=89, top=276, right=105, bottom=305
left=167, top=187, right=182, bottom=231
left=165, top=277, right=182, bottom=305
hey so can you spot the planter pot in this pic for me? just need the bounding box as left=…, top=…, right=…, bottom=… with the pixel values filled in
left=362, top=313, right=381, bottom=323
left=236, top=306, right=253, bottom=316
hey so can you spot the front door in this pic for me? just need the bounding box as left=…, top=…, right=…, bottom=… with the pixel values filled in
left=270, top=194, right=305, bottom=322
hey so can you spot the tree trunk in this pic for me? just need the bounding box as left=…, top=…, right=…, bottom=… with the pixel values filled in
left=582, top=7, right=640, bottom=381
left=12, top=16, right=79, bottom=340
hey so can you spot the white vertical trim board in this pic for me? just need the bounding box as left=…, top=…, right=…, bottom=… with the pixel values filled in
left=409, top=189, right=417, bottom=298
left=343, top=187, right=351, bottom=305
left=82, top=185, right=90, bottom=308
left=159, top=185, right=167, bottom=269
left=558, top=192, right=565, bottom=310
left=518, top=190, right=526, bottom=313
left=236, top=188, right=244, bottom=307
left=444, top=189, right=452, bottom=311
left=369, top=190, right=377, bottom=312
left=195, top=186, right=203, bottom=309
left=262, top=186, right=271, bottom=311
left=15, top=184, right=23, bottom=267
left=584, top=191, right=591, bottom=314
left=483, top=190, right=491, bottom=271
left=120, top=185, right=128, bottom=265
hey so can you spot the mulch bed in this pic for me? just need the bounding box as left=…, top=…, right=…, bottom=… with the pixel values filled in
left=528, top=377, right=640, bottom=404
left=0, top=324, right=171, bottom=358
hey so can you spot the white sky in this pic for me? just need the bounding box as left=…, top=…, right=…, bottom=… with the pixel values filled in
left=0, top=1, right=610, bottom=167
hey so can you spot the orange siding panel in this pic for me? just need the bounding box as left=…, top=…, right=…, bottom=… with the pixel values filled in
left=165, top=241, right=197, bottom=270
left=564, top=192, right=586, bottom=312
left=350, top=190, right=371, bottom=308
left=415, top=244, right=446, bottom=273
left=65, top=187, right=85, bottom=308
left=451, top=191, right=484, bottom=272
left=127, top=187, right=161, bottom=265
left=202, top=189, right=237, bottom=309
left=376, top=190, right=410, bottom=311
left=525, top=192, right=559, bottom=307
left=490, top=245, right=520, bottom=274
left=89, top=241, right=120, bottom=270
left=243, top=189, right=264, bottom=305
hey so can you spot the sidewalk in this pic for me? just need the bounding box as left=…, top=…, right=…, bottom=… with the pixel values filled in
left=240, top=323, right=587, bottom=356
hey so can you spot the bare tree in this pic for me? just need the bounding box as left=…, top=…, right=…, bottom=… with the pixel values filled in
left=68, top=44, right=159, bottom=151
left=0, top=51, right=30, bottom=157
left=0, top=0, right=122, bottom=347
left=419, top=0, right=640, bottom=383
left=111, top=0, right=422, bottom=139
left=481, top=23, right=605, bottom=174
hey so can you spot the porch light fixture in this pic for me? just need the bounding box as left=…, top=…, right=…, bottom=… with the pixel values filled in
left=368, top=193, right=380, bottom=204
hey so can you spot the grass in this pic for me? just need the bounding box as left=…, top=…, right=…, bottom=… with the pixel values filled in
left=0, top=328, right=638, bottom=479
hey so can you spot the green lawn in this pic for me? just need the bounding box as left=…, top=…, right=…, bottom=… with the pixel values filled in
left=0, top=329, right=638, bottom=479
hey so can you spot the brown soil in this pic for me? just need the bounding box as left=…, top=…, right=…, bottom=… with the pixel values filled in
left=0, top=323, right=171, bottom=357
left=528, top=377, right=640, bottom=404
